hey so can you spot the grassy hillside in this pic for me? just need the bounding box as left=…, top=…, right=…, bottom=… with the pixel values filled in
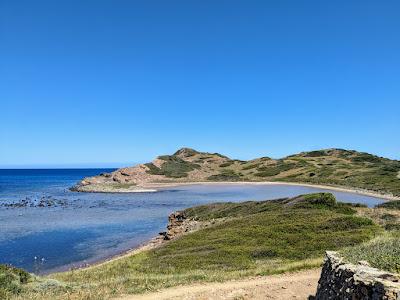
left=76, top=147, right=400, bottom=197
left=205, top=148, right=400, bottom=197
left=341, top=232, right=400, bottom=273
left=8, top=193, right=382, bottom=300
left=376, top=200, right=400, bottom=210
left=0, top=265, right=31, bottom=299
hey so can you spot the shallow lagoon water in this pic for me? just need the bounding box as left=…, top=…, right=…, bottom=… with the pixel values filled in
left=0, top=169, right=386, bottom=273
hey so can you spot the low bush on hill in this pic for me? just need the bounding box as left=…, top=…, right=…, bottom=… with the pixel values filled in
left=145, top=155, right=200, bottom=178
left=207, top=170, right=242, bottom=181
left=0, top=264, right=31, bottom=298
left=376, top=200, right=400, bottom=210
left=341, top=232, right=400, bottom=273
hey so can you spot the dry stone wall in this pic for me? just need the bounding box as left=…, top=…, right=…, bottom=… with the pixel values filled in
left=312, top=251, right=400, bottom=300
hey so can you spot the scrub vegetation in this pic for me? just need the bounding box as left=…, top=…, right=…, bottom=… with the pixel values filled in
left=76, top=148, right=400, bottom=198
left=341, top=232, right=400, bottom=273
left=376, top=200, right=400, bottom=210
left=6, top=193, right=388, bottom=300
left=143, top=148, right=400, bottom=197
left=145, top=155, right=201, bottom=178
left=238, top=149, right=400, bottom=197
left=0, top=265, right=31, bottom=299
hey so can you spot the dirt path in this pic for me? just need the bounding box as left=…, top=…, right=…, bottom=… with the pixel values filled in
left=117, top=269, right=321, bottom=300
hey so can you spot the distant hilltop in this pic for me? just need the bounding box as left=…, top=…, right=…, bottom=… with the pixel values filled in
left=72, top=147, right=400, bottom=197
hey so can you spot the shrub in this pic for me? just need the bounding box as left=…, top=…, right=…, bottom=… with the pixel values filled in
left=385, top=223, right=400, bottom=231
left=299, top=193, right=336, bottom=208
left=140, top=194, right=379, bottom=273
left=242, top=163, right=260, bottom=170
left=219, top=161, right=234, bottom=168
left=207, top=170, right=241, bottom=181
left=145, top=156, right=200, bottom=178
left=376, top=201, right=400, bottom=210
left=255, top=168, right=281, bottom=177
left=0, top=264, right=31, bottom=296
left=341, top=233, right=400, bottom=273
left=350, top=153, right=383, bottom=163
left=303, top=150, right=326, bottom=157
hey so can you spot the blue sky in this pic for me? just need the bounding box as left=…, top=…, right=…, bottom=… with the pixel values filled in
left=1, top=0, right=399, bottom=167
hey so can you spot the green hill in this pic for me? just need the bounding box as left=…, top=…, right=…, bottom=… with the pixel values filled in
left=75, top=147, right=400, bottom=197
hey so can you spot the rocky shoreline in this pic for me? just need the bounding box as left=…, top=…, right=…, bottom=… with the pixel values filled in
left=70, top=148, right=400, bottom=201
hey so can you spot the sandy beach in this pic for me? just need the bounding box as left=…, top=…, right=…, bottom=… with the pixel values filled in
left=138, top=181, right=400, bottom=201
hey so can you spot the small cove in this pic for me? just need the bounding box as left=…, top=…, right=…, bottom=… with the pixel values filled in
left=0, top=169, right=387, bottom=273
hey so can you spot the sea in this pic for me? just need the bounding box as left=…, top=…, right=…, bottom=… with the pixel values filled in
left=0, top=169, right=386, bottom=274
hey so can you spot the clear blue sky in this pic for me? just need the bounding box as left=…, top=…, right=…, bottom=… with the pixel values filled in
left=1, top=1, right=399, bottom=167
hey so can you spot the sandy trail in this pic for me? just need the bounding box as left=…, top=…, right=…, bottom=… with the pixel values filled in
left=116, top=268, right=321, bottom=300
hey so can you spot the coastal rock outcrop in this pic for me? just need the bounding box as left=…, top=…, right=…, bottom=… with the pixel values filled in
left=311, top=251, right=400, bottom=299
left=70, top=147, right=400, bottom=199
left=159, top=211, right=200, bottom=241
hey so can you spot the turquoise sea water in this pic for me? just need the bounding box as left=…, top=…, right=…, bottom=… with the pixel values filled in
left=0, top=169, right=386, bottom=274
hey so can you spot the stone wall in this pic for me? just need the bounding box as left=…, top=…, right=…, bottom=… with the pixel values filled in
left=312, top=251, right=400, bottom=300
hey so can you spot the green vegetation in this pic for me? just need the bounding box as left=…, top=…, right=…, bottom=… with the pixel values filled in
left=342, top=203, right=400, bottom=273
left=254, top=161, right=297, bottom=177
left=80, top=147, right=400, bottom=197
left=109, top=182, right=136, bottom=189
left=9, top=193, right=400, bottom=300
left=219, top=161, right=234, bottom=168
left=145, top=155, right=200, bottom=178
left=138, top=198, right=376, bottom=272
left=376, top=200, right=400, bottom=210
left=385, top=223, right=400, bottom=231
left=10, top=193, right=381, bottom=300
left=233, top=148, right=400, bottom=197
left=350, top=152, right=383, bottom=163
left=301, top=150, right=327, bottom=157
left=341, top=232, right=400, bottom=273
left=185, top=193, right=368, bottom=221
left=355, top=204, right=400, bottom=232
left=207, top=169, right=242, bottom=181
left=241, top=163, right=260, bottom=170
left=0, top=265, right=31, bottom=299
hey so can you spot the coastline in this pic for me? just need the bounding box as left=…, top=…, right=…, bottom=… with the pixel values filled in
left=61, top=211, right=200, bottom=273
left=128, top=181, right=400, bottom=201
left=57, top=180, right=400, bottom=274
left=69, top=236, right=166, bottom=273
left=72, top=180, right=400, bottom=201
left=57, top=181, right=399, bottom=274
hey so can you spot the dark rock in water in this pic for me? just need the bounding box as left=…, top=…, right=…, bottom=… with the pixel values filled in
left=69, top=185, right=80, bottom=192
left=1, top=196, right=69, bottom=209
